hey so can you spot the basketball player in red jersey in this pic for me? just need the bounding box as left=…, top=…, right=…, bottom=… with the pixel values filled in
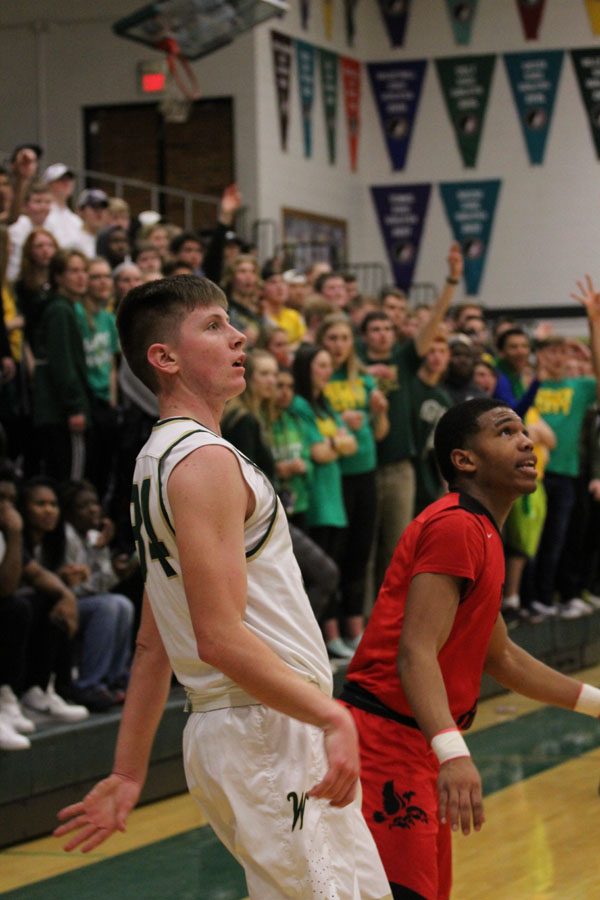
left=342, top=397, right=600, bottom=899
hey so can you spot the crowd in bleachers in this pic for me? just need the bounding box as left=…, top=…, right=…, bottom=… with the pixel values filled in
left=0, top=143, right=599, bottom=752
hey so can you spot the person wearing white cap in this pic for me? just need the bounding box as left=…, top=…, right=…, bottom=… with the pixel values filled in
left=43, top=164, right=84, bottom=249
left=73, top=189, right=109, bottom=258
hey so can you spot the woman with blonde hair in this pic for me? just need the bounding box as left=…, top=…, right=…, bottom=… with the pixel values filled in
left=316, top=313, right=389, bottom=657
left=221, top=348, right=278, bottom=478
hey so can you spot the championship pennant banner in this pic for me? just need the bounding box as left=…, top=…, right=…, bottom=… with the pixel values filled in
left=504, top=50, right=563, bottom=165
left=322, top=0, right=334, bottom=40
left=344, top=0, right=359, bottom=47
left=271, top=32, right=293, bottom=151
left=571, top=48, right=600, bottom=159
left=370, top=184, right=431, bottom=290
left=515, top=0, right=547, bottom=40
left=320, top=49, right=339, bottom=163
left=435, top=54, right=496, bottom=167
left=439, top=180, right=501, bottom=295
left=377, top=0, right=412, bottom=47
left=368, top=60, right=427, bottom=171
left=300, top=0, right=310, bottom=29
left=341, top=57, right=361, bottom=170
left=585, top=0, right=600, bottom=35
left=445, top=0, right=479, bottom=45
left=297, top=40, right=316, bottom=158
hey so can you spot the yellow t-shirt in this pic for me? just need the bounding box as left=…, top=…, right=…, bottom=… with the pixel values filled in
left=2, top=284, right=22, bottom=361
left=269, top=307, right=306, bottom=345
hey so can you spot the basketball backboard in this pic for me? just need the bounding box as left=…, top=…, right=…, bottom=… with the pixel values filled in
left=113, top=0, right=289, bottom=60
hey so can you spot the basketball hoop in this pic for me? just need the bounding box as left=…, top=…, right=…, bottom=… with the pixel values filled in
left=159, top=36, right=201, bottom=101
left=157, top=36, right=200, bottom=122
left=114, top=1, right=290, bottom=60
left=114, top=0, right=290, bottom=121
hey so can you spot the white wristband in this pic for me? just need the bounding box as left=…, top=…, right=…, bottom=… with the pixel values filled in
left=431, top=728, right=471, bottom=765
left=574, top=683, right=600, bottom=718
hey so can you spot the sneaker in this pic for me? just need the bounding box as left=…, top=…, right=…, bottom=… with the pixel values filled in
left=68, top=684, right=115, bottom=713
left=519, top=608, right=545, bottom=625
left=0, top=713, right=31, bottom=750
left=343, top=633, right=364, bottom=652
left=22, top=685, right=89, bottom=722
left=559, top=599, right=592, bottom=619
left=531, top=601, right=559, bottom=618
left=0, top=685, right=35, bottom=734
left=502, top=594, right=520, bottom=611
left=584, top=592, right=600, bottom=610
left=568, top=597, right=593, bottom=615
left=326, top=638, right=355, bottom=660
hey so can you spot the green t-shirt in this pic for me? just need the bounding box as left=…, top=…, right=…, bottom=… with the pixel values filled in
left=74, top=303, right=119, bottom=402
left=271, top=408, right=312, bottom=516
left=290, top=395, right=347, bottom=528
left=534, top=376, right=597, bottom=476
left=324, top=369, right=377, bottom=475
left=359, top=340, right=422, bottom=464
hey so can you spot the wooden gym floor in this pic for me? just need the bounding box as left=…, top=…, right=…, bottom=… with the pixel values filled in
left=2, top=664, right=600, bottom=899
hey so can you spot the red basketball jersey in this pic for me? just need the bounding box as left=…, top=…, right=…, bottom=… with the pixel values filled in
left=346, top=491, right=505, bottom=728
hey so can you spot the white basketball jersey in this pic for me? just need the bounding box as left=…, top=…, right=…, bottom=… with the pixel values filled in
left=132, top=417, right=333, bottom=708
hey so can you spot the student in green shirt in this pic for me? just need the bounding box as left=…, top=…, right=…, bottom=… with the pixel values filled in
left=317, top=314, right=389, bottom=657
left=292, top=344, right=357, bottom=657
left=529, top=277, right=600, bottom=617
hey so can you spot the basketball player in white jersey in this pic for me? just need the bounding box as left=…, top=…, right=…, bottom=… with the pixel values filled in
left=55, top=275, right=392, bottom=900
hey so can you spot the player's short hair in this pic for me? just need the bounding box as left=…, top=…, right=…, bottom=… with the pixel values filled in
left=116, top=275, right=227, bottom=395
left=434, top=398, right=510, bottom=485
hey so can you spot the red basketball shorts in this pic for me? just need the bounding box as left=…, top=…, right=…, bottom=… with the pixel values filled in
left=347, top=704, right=452, bottom=900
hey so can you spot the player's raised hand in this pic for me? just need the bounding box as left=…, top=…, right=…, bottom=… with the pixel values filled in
left=571, top=275, right=600, bottom=324
left=437, top=756, right=484, bottom=835
left=54, top=773, right=141, bottom=852
left=309, top=704, right=360, bottom=808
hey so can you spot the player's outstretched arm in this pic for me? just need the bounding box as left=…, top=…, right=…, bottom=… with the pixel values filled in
left=55, top=594, right=172, bottom=851
left=398, top=572, right=484, bottom=835
left=169, top=444, right=360, bottom=807
left=54, top=774, right=142, bottom=853
left=484, top=614, right=584, bottom=710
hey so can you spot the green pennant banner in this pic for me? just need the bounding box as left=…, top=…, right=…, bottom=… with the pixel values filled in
left=320, top=49, right=339, bottom=164
left=504, top=50, right=563, bottom=165
left=296, top=40, right=316, bottom=158
left=439, top=179, right=501, bottom=295
left=435, top=54, right=496, bottom=167
left=571, top=48, right=600, bottom=160
left=445, top=0, right=479, bottom=45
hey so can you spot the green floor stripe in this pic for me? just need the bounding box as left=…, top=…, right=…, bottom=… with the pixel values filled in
left=470, top=706, right=600, bottom=794
left=1, top=827, right=246, bottom=900
left=5, top=707, right=600, bottom=899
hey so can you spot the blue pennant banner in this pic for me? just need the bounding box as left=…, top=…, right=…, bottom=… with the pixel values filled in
left=368, top=60, right=427, bottom=171
left=371, top=183, right=432, bottom=290
left=377, top=0, right=412, bottom=47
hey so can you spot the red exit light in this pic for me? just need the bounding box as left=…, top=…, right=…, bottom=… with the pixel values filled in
left=142, top=72, right=166, bottom=93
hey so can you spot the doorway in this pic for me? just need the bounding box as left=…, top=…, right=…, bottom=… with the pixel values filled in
left=84, top=98, right=234, bottom=230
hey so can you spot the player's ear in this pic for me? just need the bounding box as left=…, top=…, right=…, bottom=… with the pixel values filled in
left=450, top=446, right=476, bottom=476
left=147, top=342, right=178, bottom=378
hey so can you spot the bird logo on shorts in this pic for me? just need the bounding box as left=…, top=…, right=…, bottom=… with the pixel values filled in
left=373, top=781, right=428, bottom=830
